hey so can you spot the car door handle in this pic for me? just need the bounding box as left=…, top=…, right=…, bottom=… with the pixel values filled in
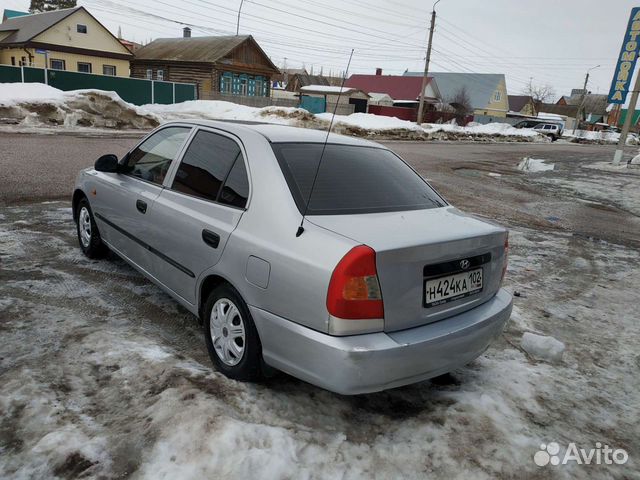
left=136, top=199, right=147, bottom=214
left=202, top=229, right=220, bottom=249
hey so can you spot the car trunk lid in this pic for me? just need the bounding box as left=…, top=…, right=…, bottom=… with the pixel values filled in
left=309, top=206, right=507, bottom=332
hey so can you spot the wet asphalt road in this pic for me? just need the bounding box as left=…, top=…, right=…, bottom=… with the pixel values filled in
left=1, top=132, right=638, bottom=247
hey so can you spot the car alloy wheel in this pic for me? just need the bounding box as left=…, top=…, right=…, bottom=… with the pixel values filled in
left=79, top=206, right=92, bottom=248
left=210, top=298, right=246, bottom=366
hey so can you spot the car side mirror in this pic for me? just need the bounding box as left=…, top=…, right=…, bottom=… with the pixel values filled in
left=94, top=154, right=119, bottom=173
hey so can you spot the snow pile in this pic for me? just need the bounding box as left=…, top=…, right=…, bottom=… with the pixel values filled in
left=140, top=99, right=316, bottom=125
left=521, top=333, right=565, bottom=363
left=562, top=129, right=636, bottom=145
left=423, top=121, right=544, bottom=142
left=0, top=83, right=550, bottom=142
left=0, top=83, right=159, bottom=129
left=517, top=157, right=555, bottom=172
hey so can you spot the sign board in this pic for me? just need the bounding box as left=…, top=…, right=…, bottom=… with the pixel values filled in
left=608, top=7, right=640, bottom=104
left=35, top=49, right=47, bottom=54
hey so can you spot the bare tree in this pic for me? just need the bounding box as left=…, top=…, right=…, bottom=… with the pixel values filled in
left=523, top=81, right=556, bottom=104
left=448, top=86, right=473, bottom=116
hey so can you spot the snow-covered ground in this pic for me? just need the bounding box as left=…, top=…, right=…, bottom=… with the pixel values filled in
left=0, top=197, right=638, bottom=478
left=0, top=83, right=543, bottom=141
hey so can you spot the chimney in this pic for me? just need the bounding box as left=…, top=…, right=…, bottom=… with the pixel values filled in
left=183, top=27, right=191, bottom=38
left=375, top=68, right=382, bottom=76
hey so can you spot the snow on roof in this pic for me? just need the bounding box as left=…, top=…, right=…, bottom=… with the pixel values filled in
left=538, top=112, right=566, bottom=120
left=368, top=92, right=393, bottom=101
left=300, top=85, right=353, bottom=94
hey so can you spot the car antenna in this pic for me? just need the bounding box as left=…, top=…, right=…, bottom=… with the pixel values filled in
left=296, top=49, right=355, bottom=238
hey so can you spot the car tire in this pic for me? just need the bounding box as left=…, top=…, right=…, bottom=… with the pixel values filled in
left=75, top=197, right=108, bottom=259
left=203, top=284, right=264, bottom=382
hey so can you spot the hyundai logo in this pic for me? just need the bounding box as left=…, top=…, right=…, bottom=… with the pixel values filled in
left=460, top=259, right=470, bottom=270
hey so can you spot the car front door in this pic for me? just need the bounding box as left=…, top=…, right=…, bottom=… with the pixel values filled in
left=144, top=128, right=250, bottom=305
left=91, top=126, right=191, bottom=275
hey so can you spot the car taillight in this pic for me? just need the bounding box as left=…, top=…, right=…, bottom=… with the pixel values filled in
left=327, top=245, right=384, bottom=320
left=500, top=234, right=509, bottom=284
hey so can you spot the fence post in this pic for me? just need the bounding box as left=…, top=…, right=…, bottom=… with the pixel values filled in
left=20, top=65, right=24, bottom=83
left=151, top=80, right=154, bottom=104
left=172, top=82, right=176, bottom=104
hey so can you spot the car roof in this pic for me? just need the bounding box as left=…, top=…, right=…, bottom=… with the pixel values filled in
left=163, top=119, right=383, bottom=148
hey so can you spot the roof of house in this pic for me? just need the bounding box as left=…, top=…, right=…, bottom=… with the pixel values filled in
left=344, top=74, right=435, bottom=101
left=287, top=73, right=330, bottom=88
left=0, top=7, right=80, bottom=44
left=300, top=85, right=368, bottom=96
left=133, top=35, right=278, bottom=72
left=563, top=93, right=609, bottom=115
left=508, top=95, right=533, bottom=112
left=2, top=9, right=29, bottom=21
left=537, top=103, right=579, bottom=117
left=404, top=71, right=505, bottom=110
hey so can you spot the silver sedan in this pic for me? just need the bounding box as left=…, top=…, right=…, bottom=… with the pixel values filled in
left=73, top=120, right=512, bottom=394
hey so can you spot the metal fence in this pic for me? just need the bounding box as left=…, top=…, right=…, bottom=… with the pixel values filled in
left=0, top=65, right=197, bottom=105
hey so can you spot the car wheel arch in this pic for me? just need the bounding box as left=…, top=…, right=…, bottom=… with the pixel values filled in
left=198, top=274, right=241, bottom=323
left=72, top=189, right=87, bottom=221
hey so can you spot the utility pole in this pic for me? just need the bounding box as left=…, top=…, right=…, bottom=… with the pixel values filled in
left=572, top=65, right=600, bottom=135
left=417, top=0, right=441, bottom=125
left=613, top=70, right=640, bottom=164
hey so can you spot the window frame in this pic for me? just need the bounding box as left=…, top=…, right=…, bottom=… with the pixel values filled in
left=164, top=126, right=252, bottom=210
left=103, top=64, right=116, bottom=76
left=77, top=62, right=92, bottom=73
left=119, top=125, right=194, bottom=188
left=157, top=69, right=164, bottom=81
left=146, top=68, right=153, bottom=80
left=77, top=24, right=87, bottom=34
left=50, top=58, right=65, bottom=70
left=494, top=90, right=502, bottom=102
left=271, top=141, right=448, bottom=216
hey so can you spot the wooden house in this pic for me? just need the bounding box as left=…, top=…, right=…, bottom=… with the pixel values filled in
left=131, top=31, right=280, bottom=100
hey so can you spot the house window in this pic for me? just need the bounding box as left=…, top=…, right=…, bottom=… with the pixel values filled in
left=220, top=74, right=232, bottom=93
left=20, top=56, right=26, bottom=66
left=240, top=78, right=248, bottom=95
left=157, top=69, right=164, bottom=81
left=103, top=65, right=116, bottom=76
left=146, top=69, right=152, bottom=80
left=11, top=56, right=15, bottom=66
left=50, top=59, right=66, bottom=70
left=494, top=91, right=502, bottom=102
left=77, top=24, right=87, bottom=33
left=77, top=62, right=92, bottom=73
left=255, top=78, right=264, bottom=96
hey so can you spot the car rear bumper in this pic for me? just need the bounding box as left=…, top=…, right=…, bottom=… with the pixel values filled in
left=250, top=288, right=512, bottom=395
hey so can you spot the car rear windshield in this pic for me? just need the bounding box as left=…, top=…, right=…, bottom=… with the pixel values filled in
left=272, top=143, right=446, bottom=215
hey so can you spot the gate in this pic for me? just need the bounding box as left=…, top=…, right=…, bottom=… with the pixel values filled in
left=300, top=95, right=326, bottom=114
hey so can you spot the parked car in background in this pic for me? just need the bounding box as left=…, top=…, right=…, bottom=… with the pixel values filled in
left=72, top=121, right=512, bottom=395
left=514, top=119, right=564, bottom=136
left=533, top=123, right=562, bottom=141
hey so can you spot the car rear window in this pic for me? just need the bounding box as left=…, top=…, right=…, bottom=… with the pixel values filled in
left=272, top=143, right=446, bottom=215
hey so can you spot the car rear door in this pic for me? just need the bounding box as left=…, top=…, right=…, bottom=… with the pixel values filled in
left=91, top=126, right=192, bottom=274
left=145, top=127, right=250, bottom=305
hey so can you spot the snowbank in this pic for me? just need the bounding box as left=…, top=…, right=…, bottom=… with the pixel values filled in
left=422, top=121, right=544, bottom=142
left=517, top=157, right=555, bottom=172
left=521, top=332, right=565, bottom=363
left=0, top=83, right=547, bottom=141
left=0, top=84, right=159, bottom=129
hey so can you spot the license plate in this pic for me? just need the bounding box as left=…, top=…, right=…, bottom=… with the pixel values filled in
left=424, top=268, right=483, bottom=307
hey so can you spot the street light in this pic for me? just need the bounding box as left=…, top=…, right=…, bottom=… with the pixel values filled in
left=572, top=64, right=600, bottom=134
left=236, top=0, right=245, bottom=36
left=416, top=0, right=442, bottom=125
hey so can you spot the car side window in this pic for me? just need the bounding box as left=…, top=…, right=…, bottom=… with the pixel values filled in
left=219, top=156, right=249, bottom=208
left=123, top=127, right=190, bottom=185
left=172, top=130, right=247, bottom=206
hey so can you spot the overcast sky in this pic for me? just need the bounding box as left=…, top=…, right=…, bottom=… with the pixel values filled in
left=3, top=0, right=638, bottom=99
